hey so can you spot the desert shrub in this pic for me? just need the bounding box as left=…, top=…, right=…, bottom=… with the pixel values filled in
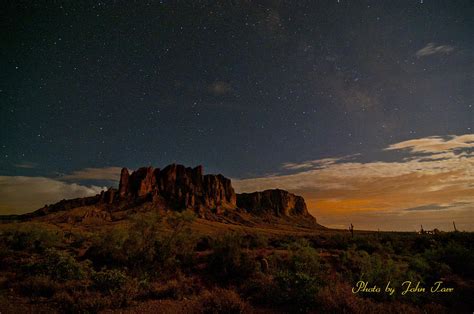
left=273, top=270, right=319, bottom=311
left=92, top=269, right=128, bottom=293
left=0, top=242, right=9, bottom=269
left=269, top=235, right=298, bottom=249
left=44, top=248, right=89, bottom=281
left=17, top=275, right=59, bottom=298
left=325, top=233, right=350, bottom=250
left=286, top=239, right=322, bottom=275
left=143, top=275, right=201, bottom=300
left=207, top=232, right=259, bottom=283
left=424, top=241, right=474, bottom=277
left=240, top=273, right=275, bottom=305
left=317, top=281, right=368, bottom=313
left=242, top=233, right=268, bottom=249
left=2, top=223, right=62, bottom=252
left=351, top=236, right=383, bottom=254
left=408, top=254, right=431, bottom=274
left=125, top=211, right=197, bottom=273
left=412, top=235, right=436, bottom=252
left=0, top=275, right=8, bottom=290
left=406, top=254, right=444, bottom=286
left=109, top=278, right=140, bottom=308
left=339, top=248, right=413, bottom=302
left=87, top=212, right=197, bottom=275
left=86, top=227, right=129, bottom=267
left=193, top=288, right=248, bottom=314
left=122, top=212, right=162, bottom=271
left=267, top=240, right=323, bottom=311
left=67, top=230, right=90, bottom=249
left=54, top=290, right=111, bottom=313
left=153, top=211, right=198, bottom=271
left=195, top=236, right=211, bottom=251
left=317, top=282, right=426, bottom=314
left=58, top=274, right=139, bottom=311
left=21, top=248, right=90, bottom=281
left=359, top=253, right=399, bottom=284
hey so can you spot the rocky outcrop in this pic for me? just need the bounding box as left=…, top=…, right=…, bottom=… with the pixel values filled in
left=237, top=189, right=310, bottom=217
left=118, top=168, right=130, bottom=198
left=99, top=188, right=117, bottom=204
left=13, top=164, right=318, bottom=225
left=81, top=209, right=112, bottom=222
left=117, top=164, right=237, bottom=212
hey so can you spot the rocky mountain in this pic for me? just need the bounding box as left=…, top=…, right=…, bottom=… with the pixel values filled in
left=117, top=164, right=236, bottom=214
left=14, top=164, right=317, bottom=225
left=237, top=189, right=309, bottom=217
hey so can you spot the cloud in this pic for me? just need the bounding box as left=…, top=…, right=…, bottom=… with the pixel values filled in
left=385, top=134, right=474, bottom=153
left=403, top=204, right=447, bottom=211
left=0, top=176, right=105, bottom=215
left=61, top=167, right=122, bottom=182
left=208, top=81, right=232, bottom=96
left=281, top=155, right=360, bottom=171
left=233, top=134, right=474, bottom=231
left=402, top=202, right=470, bottom=212
left=416, top=43, right=455, bottom=57
left=282, top=158, right=340, bottom=170
left=14, top=162, right=37, bottom=169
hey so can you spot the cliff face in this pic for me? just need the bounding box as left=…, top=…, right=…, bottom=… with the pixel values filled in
left=117, top=164, right=236, bottom=211
left=236, top=189, right=310, bottom=217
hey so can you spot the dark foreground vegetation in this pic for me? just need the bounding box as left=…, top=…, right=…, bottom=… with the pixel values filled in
left=0, top=212, right=473, bottom=313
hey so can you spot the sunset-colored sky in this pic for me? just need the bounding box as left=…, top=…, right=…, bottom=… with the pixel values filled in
left=234, top=134, right=474, bottom=231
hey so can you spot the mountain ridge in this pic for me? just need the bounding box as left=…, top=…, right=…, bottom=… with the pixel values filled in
left=2, top=164, right=319, bottom=228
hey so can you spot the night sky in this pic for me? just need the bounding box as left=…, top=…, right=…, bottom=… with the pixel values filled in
left=1, top=1, right=473, bottom=231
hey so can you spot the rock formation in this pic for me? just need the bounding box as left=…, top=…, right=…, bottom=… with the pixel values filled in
left=116, top=164, right=236, bottom=212
left=237, top=189, right=310, bottom=217
left=15, top=164, right=317, bottom=225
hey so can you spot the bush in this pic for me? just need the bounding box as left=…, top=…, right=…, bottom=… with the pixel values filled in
left=242, top=233, right=268, bottom=249
left=268, top=239, right=323, bottom=311
left=92, top=269, right=128, bottom=293
left=424, top=241, right=474, bottom=277
left=86, top=228, right=129, bottom=268
left=21, top=248, right=90, bottom=281
left=2, top=223, right=62, bottom=252
left=143, top=275, right=200, bottom=300
left=240, top=273, right=275, bottom=305
left=43, top=248, right=89, bottom=281
left=351, top=236, right=383, bottom=254
left=54, top=290, right=111, bottom=313
left=122, top=213, right=162, bottom=271
left=153, top=211, right=198, bottom=271
left=286, top=239, right=321, bottom=276
left=324, top=233, right=350, bottom=250
left=341, top=248, right=399, bottom=283
left=193, top=288, right=248, bottom=314
left=86, top=211, right=197, bottom=275
left=316, top=282, right=425, bottom=314
left=273, top=270, right=319, bottom=310
left=18, top=275, right=59, bottom=298
left=207, top=232, right=259, bottom=283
